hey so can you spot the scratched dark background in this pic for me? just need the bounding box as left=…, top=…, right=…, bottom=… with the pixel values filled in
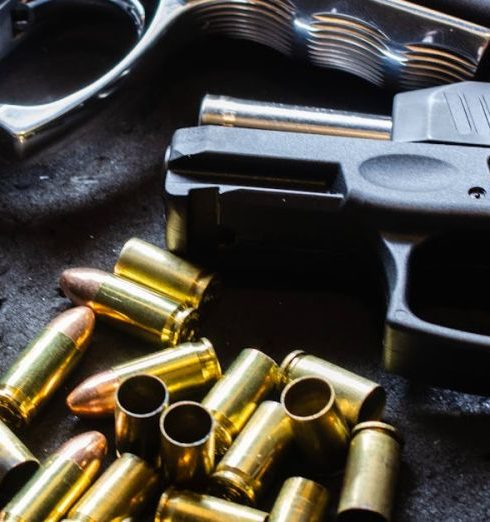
left=0, top=7, right=489, bottom=521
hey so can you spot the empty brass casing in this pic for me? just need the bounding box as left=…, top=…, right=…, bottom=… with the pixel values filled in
left=281, top=376, right=350, bottom=472
left=60, top=268, right=199, bottom=346
left=0, top=432, right=106, bottom=522
left=337, top=421, right=403, bottom=522
left=269, top=477, right=329, bottom=522
left=66, top=453, right=159, bottom=522
left=0, top=419, right=39, bottom=497
left=0, top=307, right=95, bottom=427
left=160, top=401, right=215, bottom=487
left=115, top=374, right=169, bottom=467
left=202, top=349, right=279, bottom=455
left=67, top=338, right=221, bottom=417
left=155, top=489, right=268, bottom=522
left=114, top=238, right=219, bottom=308
left=211, top=401, right=293, bottom=505
left=281, top=351, right=386, bottom=426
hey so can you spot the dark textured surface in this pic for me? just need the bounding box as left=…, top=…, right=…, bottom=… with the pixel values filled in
left=0, top=15, right=489, bottom=521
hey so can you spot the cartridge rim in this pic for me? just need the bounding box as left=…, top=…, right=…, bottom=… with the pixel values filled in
left=352, top=421, right=403, bottom=446
left=281, top=376, right=335, bottom=421
left=279, top=350, right=305, bottom=386
left=357, top=388, right=387, bottom=423
left=0, top=392, right=26, bottom=428
left=197, top=338, right=222, bottom=382
left=166, top=306, right=200, bottom=346
left=116, top=374, right=169, bottom=419
left=160, top=401, right=214, bottom=447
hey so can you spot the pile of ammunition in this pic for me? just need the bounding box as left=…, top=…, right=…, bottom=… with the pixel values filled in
left=0, top=237, right=402, bottom=521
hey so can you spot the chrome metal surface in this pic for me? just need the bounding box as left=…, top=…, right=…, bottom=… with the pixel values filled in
left=200, top=94, right=393, bottom=140
left=1, top=0, right=489, bottom=156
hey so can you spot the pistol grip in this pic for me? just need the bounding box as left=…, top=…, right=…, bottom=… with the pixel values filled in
left=381, top=234, right=490, bottom=394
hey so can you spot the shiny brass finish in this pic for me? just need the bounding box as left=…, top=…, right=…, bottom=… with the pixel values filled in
left=281, top=351, right=386, bottom=427
left=202, top=349, right=279, bottom=455
left=0, top=432, right=106, bottom=522
left=66, top=453, right=159, bottom=522
left=211, top=401, right=293, bottom=505
left=114, top=238, right=219, bottom=308
left=0, top=307, right=95, bottom=428
left=269, top=477, right=329, bottom=522
left=154, top=489, right=268, bottom=522
left=0, top=419, right=39, bottom=496
left=60, top=268, right=199, bottom=346
left=337, top=421, right=403, bottom=522
left=281, top=376, right=350, bottom=472
left=67, top=338, right=221, bottom=417
left=115, top=375, right=169, bottom=466
left=160, top=401, right=215, bottom=487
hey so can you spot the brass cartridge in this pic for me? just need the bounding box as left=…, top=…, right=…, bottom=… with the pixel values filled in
left=67, top=338, right=221, bottom=417
left=211, top=401, right=294, bottom=505
left=281, top=351, right=386, bottom=426
left=0, top=431, right=106, bottom=522
left=0, top=307, right=95, bottom=428
left=268, top=477, right=329, bottom=522
left=0, top=419, right=39, bottom=496
left=160, top=401, right=215, bottom=487
left=281, top=376, right=350, bottom=472
left=115, top=374, right=169, bottom=466
left=337, top=421, right=402, bottom=522
left=202, top=349, right=279, bottom=455
left=114, top=238, right=219, bottom=308
left=66, top=453, right=159, bottom=522
left=155, top=489, right=268, bottom=522
left=60, top=268, right=198, bottom=346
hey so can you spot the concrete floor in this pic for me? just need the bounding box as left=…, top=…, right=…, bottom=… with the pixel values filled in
left=0, top=13, right=489, bottom=520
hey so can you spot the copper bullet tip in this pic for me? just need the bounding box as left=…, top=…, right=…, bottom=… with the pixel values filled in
left=59, top=268, right=105, bottom=306
left=54, top=432, right=107, bottom=471
left=66, top=370, right=117, bottom=417
left=47, top=306, right=96, bottom=349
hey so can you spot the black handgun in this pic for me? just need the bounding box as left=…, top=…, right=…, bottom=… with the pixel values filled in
left=163, top=81, right=490, bottom=394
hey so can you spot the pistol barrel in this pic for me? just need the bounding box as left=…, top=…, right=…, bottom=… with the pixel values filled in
left=200, top=95, right=392, bottom=140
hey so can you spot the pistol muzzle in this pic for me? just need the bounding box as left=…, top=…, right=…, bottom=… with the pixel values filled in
left=154, top=489, right=268, bottom=522
left=0, top=419, right=39, bottom=499
left=0, top=431, right=106, bottom=522
left=0, top=307, right=95, bottom=427
left=211, top=401, right=293, bottom=505
left=202, top=349, right=279, bottom=456
left=337, top=421, right=403, bottom=522
left=66, top=453, right=158, bottom=522
left=160, top=401, right=215, bottom=487
left=281, top=376, right=350, bottom=472
left=269, top=477, right=330, bottom=522
left=114, top=238, right=219, bottom=309
left=115, top=374, right=169, bottom=467
left=60, top=268, right=199, bottom=346
left=67, top=338, right=221, bottom=417
left=281, top=351, right=386, bottom=426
